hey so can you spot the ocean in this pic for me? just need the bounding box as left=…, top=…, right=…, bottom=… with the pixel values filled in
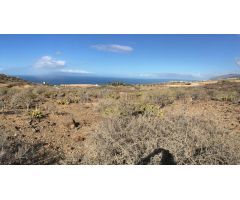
left=19, top=75, right=192, bottom=85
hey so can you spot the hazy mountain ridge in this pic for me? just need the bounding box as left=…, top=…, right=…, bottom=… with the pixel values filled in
left=211, top=74, right=240, bottom=80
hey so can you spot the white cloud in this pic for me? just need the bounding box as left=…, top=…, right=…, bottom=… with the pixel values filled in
left=236, top=58, right=240, bottom=67
left=138, top=73, right=198, bottom=80
left=34, top=56, right=90, bottom=75
left=91, top=44, right=133, bottom=53
left=34, top=56, right=66, bottom=69
left=60, top=69, right=91, bottom=74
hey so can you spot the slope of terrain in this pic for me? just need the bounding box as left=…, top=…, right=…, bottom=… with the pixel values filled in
left=0, top=74, right=32, bottom=87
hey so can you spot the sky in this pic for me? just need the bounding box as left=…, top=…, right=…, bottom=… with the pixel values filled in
left=0, top=34, right=240, bottom=79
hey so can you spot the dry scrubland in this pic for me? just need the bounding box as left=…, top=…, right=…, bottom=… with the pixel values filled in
left=0, top=76, right=240, bottom=164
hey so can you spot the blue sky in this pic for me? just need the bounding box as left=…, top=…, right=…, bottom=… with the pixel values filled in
left=0, top=34, right=240, bottom=79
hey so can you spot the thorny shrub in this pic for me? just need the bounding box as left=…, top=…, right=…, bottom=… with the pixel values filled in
left=82, top=114, right=240, bottom=165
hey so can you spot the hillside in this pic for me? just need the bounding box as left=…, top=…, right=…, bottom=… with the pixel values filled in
left=0, top=74, right=32, bottom=87
left=211, top=73, right=240, bottom=80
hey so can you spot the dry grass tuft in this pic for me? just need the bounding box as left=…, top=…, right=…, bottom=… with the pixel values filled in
left=82, top=114, right=240, bottom=165
left=0, top=132, right=63, bottom=164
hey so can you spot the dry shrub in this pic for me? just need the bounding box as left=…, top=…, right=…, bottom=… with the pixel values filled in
left=82, top=114, right=240, bottom=165
left=85, top=87, right=114, bottom=99
left=0, top=87, right=8, bottom=96
left=141, top=88, right=180, bottom=108
left=98, top=97, right=163, bottom=118
left=0, top=133, right=62, bottom=164
left=32, top=86, right=47, bottom=95
left=37, top=86, right=58, bottom=99
left=119, top=92, right=142, bottom=101
left=186, top=87, right=209, bottom=101
left=78, top=91, right=91, bottom=103
left=144, top=87, right=209, bottom=103
left=0, top=100, right=5, bottom=110
left=208, top=90, right=239, bottom=103
left=204, top=81, right=240, bottom=103
left=10, top=89, right=38, bottom=110
left=57, top=99, right=71, bottom=105
left=58, top=88, right=92, bottom=103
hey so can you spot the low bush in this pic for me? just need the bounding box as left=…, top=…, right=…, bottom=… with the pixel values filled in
left=0, top=100, right=4, bottom=110
left=10, top=89, right=38, bottom=110
left=107, top=93, right=120, bottom=100
left=82, top=114, right=240, bottom=165
left=42, top=88, right=58, bottom=99
left=57, top=99, right=71, bottom=105
left=29, top=108, right=44, bottom=119
left=83, top=87, right=116, bottom=100
left=0, top=87, right=8, bottom=96
left=208, top=90, right=239, bottom=103
left=0, top=133, right=62, bottom=164
left=142, top=89, right=176, bottom=107
left=78, top=91, right=91, bottom=103
left=99, top=98, right=163, bottom=118
left=108, top=81, right=129, bottom=86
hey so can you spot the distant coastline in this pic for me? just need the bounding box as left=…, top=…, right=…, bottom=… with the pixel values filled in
left=18, top=75, right=196, bottom=85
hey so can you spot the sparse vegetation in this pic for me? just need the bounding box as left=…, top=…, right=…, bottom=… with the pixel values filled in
left=0, top=132, right=62, bottom=164
left=1, top=75, right=240, bottom=165
left=10, top=88, right=40, bottom=110
left=108, top=81, right=129, bottom=86
left=29, top=107, right=44, bottom=119
left=82, top=114, right=240, bottom=165
left=57, top=99, right=71, bottom=105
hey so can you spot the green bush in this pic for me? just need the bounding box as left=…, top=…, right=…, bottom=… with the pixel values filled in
left=108, top=81, right=129, bottom=86
left=29, top=108, right=44, bottom=119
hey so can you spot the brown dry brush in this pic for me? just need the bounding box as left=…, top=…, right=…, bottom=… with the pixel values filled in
left=81, top=114, right=240, bottom=165
left=0, top=133, right=63, bottom=165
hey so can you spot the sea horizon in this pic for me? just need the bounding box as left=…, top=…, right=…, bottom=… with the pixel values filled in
left=18, top=75, right=197, bottom=85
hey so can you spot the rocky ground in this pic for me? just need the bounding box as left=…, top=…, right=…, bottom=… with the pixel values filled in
left=0, top=75, right=240, bottom=164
